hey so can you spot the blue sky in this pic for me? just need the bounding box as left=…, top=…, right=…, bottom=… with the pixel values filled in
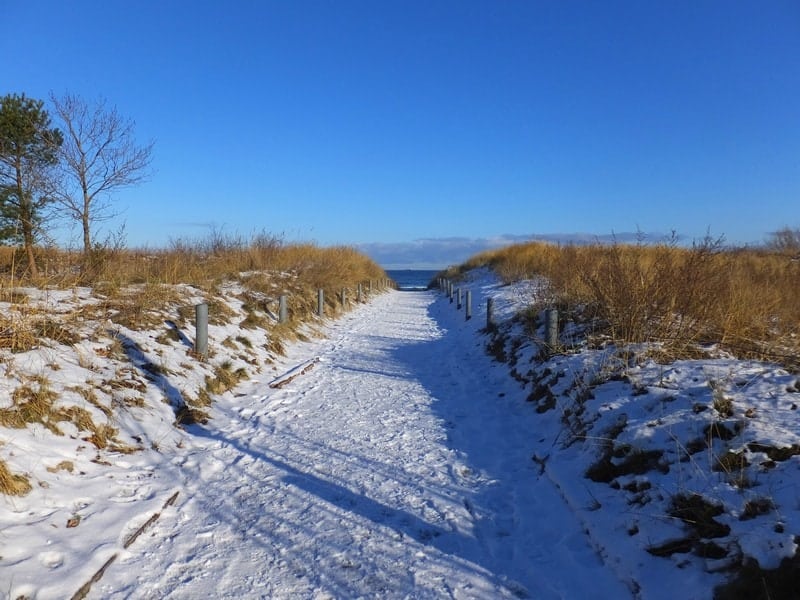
left=4, top=1, right=799, bottom=267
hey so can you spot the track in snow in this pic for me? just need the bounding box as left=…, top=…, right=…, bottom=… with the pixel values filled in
left=92, top=290, right=632, bottom=599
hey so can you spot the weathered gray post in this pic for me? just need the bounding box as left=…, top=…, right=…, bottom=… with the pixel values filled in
left=456, top=288, right=462, bottom=310
left=465, top=290, right=472, bottom=320
left=449, top=282, right=454, bottom=303
left=317, top=289, right=324, bottom=317
left=195, top=303, right=208, bottom=358
left=487, top=297, right=495, bottom=329
left=545, top=308, right=559, bottom=353
left=342, top=288, right=347, bottom=308
left=279, top=295, right=288, bottom=323
left=358, top=283, right=363, bottom=303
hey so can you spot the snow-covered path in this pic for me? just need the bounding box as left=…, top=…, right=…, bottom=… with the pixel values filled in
left=93, top=290, right=632, bottom=599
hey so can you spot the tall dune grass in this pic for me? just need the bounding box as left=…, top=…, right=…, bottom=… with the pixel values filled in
left=0, top=233, right=385, bottom=292
left=454, top=238, right=800, bottom=366
left=0, top=234, right=387, bottom=342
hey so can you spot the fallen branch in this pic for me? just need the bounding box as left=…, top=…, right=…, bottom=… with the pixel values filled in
left=269, top=357, right=320, bottom=389
left=71, top=490, right=180, bottom=600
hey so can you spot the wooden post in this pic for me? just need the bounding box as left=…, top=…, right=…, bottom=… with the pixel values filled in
left=545, top=308, right=559, bottom=354
left=465, top=290, right=472, bottom=320
left=487, top=297, right=495, bottom=329
left=317, top=289, right=324, bottom=317
left=456, top=288, right=462, bottom=310
left=342, top=288, right=347, bottom=308
left=358, top=283, right=363, bottom=303
left=195, top=303, right=208, bottom=358
left=279, top=295, right=288, bottom=323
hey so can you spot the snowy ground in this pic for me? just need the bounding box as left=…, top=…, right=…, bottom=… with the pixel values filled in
left=2, top=270, right=799, bottom=599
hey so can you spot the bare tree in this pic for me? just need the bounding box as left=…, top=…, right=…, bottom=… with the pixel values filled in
left=766, top=227, right=800, bottom=255
left=50, top=92, right=153, bottom=254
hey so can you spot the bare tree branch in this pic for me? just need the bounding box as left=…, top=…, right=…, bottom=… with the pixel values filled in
left=50, top=92, right=154, bottom=254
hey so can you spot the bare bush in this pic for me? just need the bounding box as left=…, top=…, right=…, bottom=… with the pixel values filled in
left=465, top=236, right=800, bottom=365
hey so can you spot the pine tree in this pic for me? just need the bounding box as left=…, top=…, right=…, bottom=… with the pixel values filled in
left=0, top=93, right=63, bottom=277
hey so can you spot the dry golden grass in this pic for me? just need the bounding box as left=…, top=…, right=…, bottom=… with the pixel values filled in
left=464, top=237, right=800, bottom=365
left=0, top=312, right=37, bottom=352
left=0, top=235, right=386, bottom=334
left=1, top=378, right=60, bottom=432
left=46, top=460, right=75, bottom=473
left=0, top=459, right=31, bottom=496
left=0, top=299, right=87, bottom=353
left=0, top=233, right=387, bottom=358
left=0, top=375, right=124, bottom=448
left=90, top=283, right=186, bottom=330
left=205, top=361, right=248, bottom=395
left=0, top=232, right=384, bottom=289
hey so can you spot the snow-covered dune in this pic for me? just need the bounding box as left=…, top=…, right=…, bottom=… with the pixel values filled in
left=3, top=270, right=798, bottom=599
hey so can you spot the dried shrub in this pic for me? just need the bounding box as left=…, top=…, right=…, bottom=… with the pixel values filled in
left=464, top=235, right=800, bottom=366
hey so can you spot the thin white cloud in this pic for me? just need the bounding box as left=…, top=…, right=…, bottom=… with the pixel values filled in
left=359, top=231, right=676, bottom=269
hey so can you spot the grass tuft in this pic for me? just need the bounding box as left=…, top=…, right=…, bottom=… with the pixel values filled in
left=205, top=361, right=249, bottom=395
left=0, top=459, right=31, bottom=496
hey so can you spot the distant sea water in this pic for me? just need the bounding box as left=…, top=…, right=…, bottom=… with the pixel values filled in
left=386, top=269, right=440, bottom=291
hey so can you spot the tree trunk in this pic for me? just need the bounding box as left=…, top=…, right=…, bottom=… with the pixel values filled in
left=22, top=214, right=38, bottom=278
left=81, top=183, right=92, bottom=256
left=82, top=198, right=91, bottom=254
left=14, top=166, right=38, bottom=278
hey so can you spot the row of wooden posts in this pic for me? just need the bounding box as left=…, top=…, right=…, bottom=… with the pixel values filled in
left=193, top=279, right=394, bottom=358
left=437, top=277, right=478, bottom=323
left=306, top=278, right=394, bottom=320
left=437, top=277, right=559, bottom=353
left=193, top=278, right=559, bottom=358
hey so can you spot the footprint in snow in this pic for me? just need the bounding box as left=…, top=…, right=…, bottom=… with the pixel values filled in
left=111, top=484, right=154, bottom=503
left=72, top=497, right=93, bottom=509
left=38, top=551, right=64, bottom=569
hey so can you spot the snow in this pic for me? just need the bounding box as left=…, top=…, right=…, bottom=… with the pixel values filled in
left=1, top=269, right=799, bottom=598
